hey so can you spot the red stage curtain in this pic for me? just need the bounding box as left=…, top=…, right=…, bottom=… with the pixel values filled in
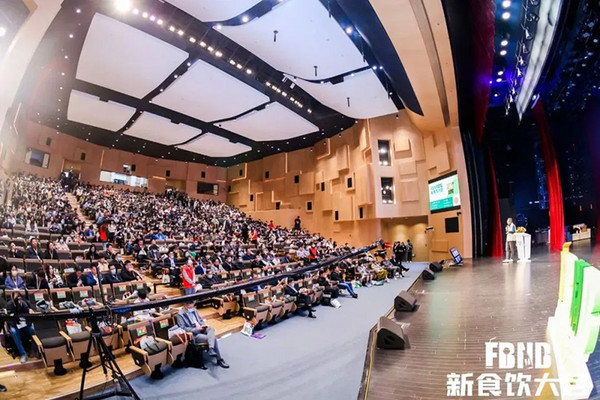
left=485, top=145, right=503, bottom=257
left=469, top=0, right=496, bottom=143
left=533, top=102, right=564, bottom=251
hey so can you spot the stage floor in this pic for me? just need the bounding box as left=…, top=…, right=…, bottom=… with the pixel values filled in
left=361, top=243, right=597, bottom=400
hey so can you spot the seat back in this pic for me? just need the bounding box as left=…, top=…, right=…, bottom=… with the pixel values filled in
left=112, top=282, right=132, bottom=299
left=296, top=279, right=306, bottom=290
left=25, top=259, right=43, bottom=274
left=72, top=287, right=93, bottom=303
left=128, top=320, right=154, bottom=347
left=57, top=251, right=71, bottom=260
left=151, top=315, right=172, bottom=340
left=34, top=319, right=61, bottom=341
left=241, top=268, right=253, bottom=280
left=219, top=271, right=229, bottom=281
left=28, top=289, right=50, bottom=307
left=243, top=292, right=260, bottom=308
left=131, top=280, right=148, bottom=294
left=257, top=289, right=271, bottom=303
left=7, top=258, right=24, bottom=272
left=50, top=288, right=72, bottom=306
left=272, top=286, right=285, bottom=299
left=5, top=289, right=26, bottom=300
left=230, top=270, right=241, bottom=280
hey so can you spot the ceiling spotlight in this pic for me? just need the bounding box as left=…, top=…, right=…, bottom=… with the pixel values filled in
left=307, top=109, right=312, bottom=113
left=501, top=11, right=510, bottom=20
left=207, top=46, right=214, bottom=52
left=236, top=63, right=243, bottom=69
left=0, top=27, right=5, bottom=37
left=229, top=59, right=236, bottom=65
left=115, top=0, right=132, bottom=12
left=500, top=49, right=507, bottom=56
left=215, top=24, right=222, bottom=30
left=501, top=0, right=511, bottom=8
left=64, top=55, right=68, bottom=59
left=215, top=50, right=223, bottom=57
left=494, top=93, right=499, bottom=97
left=76, top=8, right=81, bottom=13
left=496, top=77, right=502, bottom=82
left=246, top=68, right=252, bottom=74
left=69, top=33, right=74, bottom=39
left=132, top=8, right=139, bottom=14
left=241, top=15, right=249, bottom=23
left=174, top=74, right=178, bottom=78
left=500, top=39, right=508, bottom=47
left=177, top=29, right=184, bottom=36
left=200, top=41, right=206, bottom=47
left=169, top=26, right=175, bottom=32
left=142, top=12, right=148, bottom=18
left=150, top=15, right=156, bottom=21
left=189, top=37, right=196, bottom=43
left=372, top=66, right=377, bottom=70
left=157, top=19, right=163, bottom=25
left=186, top=62, right=191, bottom=67
left=497, top=70, right=504, bottom=76
left=345, top=26, right=353, bottom=35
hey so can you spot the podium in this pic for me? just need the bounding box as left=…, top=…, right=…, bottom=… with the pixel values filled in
left=514, top=233, right=531, bottom=262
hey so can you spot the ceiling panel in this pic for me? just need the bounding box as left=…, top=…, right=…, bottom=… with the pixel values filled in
left=218, top=0, right=367, bottom=80
left=292, top=69, right=398, bottom=119
left=218, top=102, right=318, bottom=141
left=178, top=133, right=251, bottom=157
left=152, top=59, right=269, bottom=122
left=165, top=0, right=261, bottom=22
left=76, top=13, right=188, bottom=98
left=125, top=112, right=202, bottom=145
left=67, top=90, right=136, bottom=131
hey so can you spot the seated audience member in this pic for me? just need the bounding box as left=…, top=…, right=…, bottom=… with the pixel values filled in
left=43, top=242, right=59, bottom=260
left=356, top=262, right=374, bottom=287
left=25, top=238, right=43, bottom=260
left=85, top=245, right=98, bottom=261
left=198, top=271, right=223, bottom=289
left=85, top=266, right=100, bottom=286
left=120, top=261, right=142, bottom=282
left=133, top=290, right=155, bottom=319
left=96, top=256, right=110, bottom=274
left=5, top=265, right=25, bottom=290
left=176, top=301, right=229, bottom=368
left=329, top=266, right=358, bottom=298
left=7, top=291, right=36, bottom=363
left=55, top=238, right=69, bottom=251
left=317, top=270, right=339, bottom=298
left=46, top=265, right=64, bottom=288
left=284, top=278, right=316, bottom=318
left=26, top=268, right=49, bottom=290
left=103, top=264, right=122, bottom=284
left=8, top=241, right=24, bottom=258
left=67, top=266, right=85, bottom=287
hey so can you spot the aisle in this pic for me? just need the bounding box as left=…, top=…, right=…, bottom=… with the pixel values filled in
left=129, top=263, right=427, bottom=400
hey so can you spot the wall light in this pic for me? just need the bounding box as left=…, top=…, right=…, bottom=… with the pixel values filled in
left=115, top=0, right=132, bottom=12
left=502, top=0, right=511, bottom=8
left=500, top=39, right=509, bottom=46
left=501, top=12, right=510, bottom=20
left=241, top=15, right=249, bottom=23
left=500, top=49, right=507, bottom=56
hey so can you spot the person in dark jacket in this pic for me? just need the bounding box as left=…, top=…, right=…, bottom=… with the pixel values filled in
left=7, top=291, right=36, bottom=363
left=26, top=269, right=49, bottom=290
left=43, top=242, right=59, bottom=260
left=284, top=278, right=316, bottom=318
left=102, top=265, right=122, bottom=284
left=25, top=238, right=43, bottom=260
left=120, top=261, right=142, bottom=282
left=329, top=266, right=357, bottom=298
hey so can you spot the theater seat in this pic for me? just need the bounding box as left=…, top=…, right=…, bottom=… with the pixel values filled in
left=152, top=315, right=187, bottom=368
left=32, top=320, right=71, bottom=375
left=257, top=289, right=284, bottom=321
left=211, top=287, right=239, bottom=319
left=241, top=292, right=270, bottom=327
left=304, top=278, right=324, bottom=305
left=58, top=319, right=95, bottom=367
left=127, top=321, right=169, bottom=379
left=273, top=285, right=296, bottom=317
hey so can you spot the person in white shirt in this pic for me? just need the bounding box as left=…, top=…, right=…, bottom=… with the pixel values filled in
left=503, top=218, right=517, bottom=263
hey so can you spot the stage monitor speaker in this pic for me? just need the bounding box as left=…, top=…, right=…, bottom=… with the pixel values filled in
left=376, top=317, right=409, bottom=349
left=394, top=290, right=417, bottom=312
left=429, top=262, right=443, bottom=272
left=422, top=268, right=435, bottom=280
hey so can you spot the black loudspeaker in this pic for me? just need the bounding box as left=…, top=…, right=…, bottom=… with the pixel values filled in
left=429, top=262, right=443, bottom=272
left=376, top=317, right=409, bottom=349
left=422, top=268, right=435, bottom=280
left=394, top=290, right=417, bottom=312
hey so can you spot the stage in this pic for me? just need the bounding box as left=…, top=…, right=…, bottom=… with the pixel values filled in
left=359, top=242, right=598, bottom=400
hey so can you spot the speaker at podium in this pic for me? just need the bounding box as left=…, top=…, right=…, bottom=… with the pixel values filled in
left=376, top=317, right=409, bottom=349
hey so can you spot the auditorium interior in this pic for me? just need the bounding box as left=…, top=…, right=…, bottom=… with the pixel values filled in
left=0, top=0, right=599, bottom=399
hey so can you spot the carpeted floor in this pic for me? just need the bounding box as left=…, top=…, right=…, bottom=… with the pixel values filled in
left=127, top=262, right=427, bottom=400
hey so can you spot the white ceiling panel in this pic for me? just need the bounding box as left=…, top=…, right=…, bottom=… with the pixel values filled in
left=125, top=112, right=201, bottom=145
left=218, top=0, right=367, bottom=80
left=67, top=90, right=136, bottom=131
left=165, top=0, right=261, bottom=22
left=292, top=70, right=398, bottom=119
left=218, top=102, right=318, bottom=141
left=179, top=133, right=251, bottom=157
left=76, top=13, right=188, bottom=98
left=152, top=59, right=269, bottom=122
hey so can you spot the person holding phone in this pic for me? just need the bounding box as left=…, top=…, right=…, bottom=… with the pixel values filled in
left=176, top=301, right=229, bottom=368
left=503, top=217, right=517, bottom=263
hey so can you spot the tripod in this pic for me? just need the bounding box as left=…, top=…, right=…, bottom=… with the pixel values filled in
left=77, top=309, right=140, bottom=400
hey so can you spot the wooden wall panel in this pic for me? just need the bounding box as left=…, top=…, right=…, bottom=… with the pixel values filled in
left=299, top=172, right=315, bottom=195
left=262, top=153, right=286, bottom=179
left=336, top=145, right=349, bottom=171
left=355, top=164, right=373, bottom=206
left=399, top=180, right=420, bottom=202
left=398, top=159, right=417, bottom=176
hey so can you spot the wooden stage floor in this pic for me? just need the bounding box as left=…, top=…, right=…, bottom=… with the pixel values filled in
left=360, top=243, right=597, bottom=400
